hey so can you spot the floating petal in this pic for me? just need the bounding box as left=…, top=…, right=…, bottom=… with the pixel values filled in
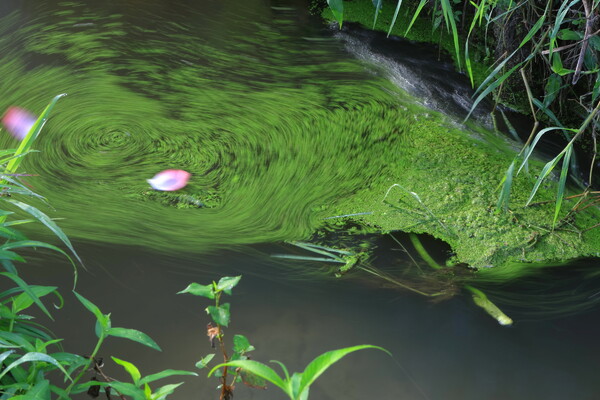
left=1, top=107, right=37, bottom=140
left=147, top=169, right=191, bottom=191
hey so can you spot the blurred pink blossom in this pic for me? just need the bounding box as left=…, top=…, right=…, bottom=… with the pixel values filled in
left=147, top=169, right=191, bottom=191
left=1, top=107, right=37, bottom=140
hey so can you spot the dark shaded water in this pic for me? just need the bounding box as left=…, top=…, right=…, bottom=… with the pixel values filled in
left=2, top=0, right=600, bottom=399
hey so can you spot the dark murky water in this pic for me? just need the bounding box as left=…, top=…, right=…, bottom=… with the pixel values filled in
left=2, top=0, right=600, bottom=399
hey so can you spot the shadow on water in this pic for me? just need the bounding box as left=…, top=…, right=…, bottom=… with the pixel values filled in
left=2, top=0, right=600, bottom=399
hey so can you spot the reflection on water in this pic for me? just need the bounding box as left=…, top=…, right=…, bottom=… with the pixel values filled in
left=2, top=0, right=600, bottom=399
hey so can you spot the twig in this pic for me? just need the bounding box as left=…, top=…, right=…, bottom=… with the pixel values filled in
left=572, top=0, right=593, bottom=85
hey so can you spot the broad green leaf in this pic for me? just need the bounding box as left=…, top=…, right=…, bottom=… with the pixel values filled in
left=327, top=0, right=344, bottom=28
left=107, top=327, right=161, bottom=351
left=206, top=303, right=230, bottom=327
left=138, top=369, right=197, bottom=386
left=73, top=291, right=109, bottom=332
left=12, top=286, right=57, bottom=314
left=557, top=29, right=581, bottom=40
left=208, top=360, right=288, bottom=394
left=233, top=335, right=255, bottom=353
left=1, top=273, right=53, bottom=320
left=107, top=381, right=146, bottom=400
left=112, top=356, right=141, bottom=385
left=195, top=354, right=215, bottom=369
left=10, top=378, right=50, bottom=400
left=215, top=276, right=241, bottom=294
left=0, top=352, right=71, bottom=381
left=151, top=383, right=184, bottom=400
left=177, top=283, right=214, bottom=299
left=297, top=345, right=391, bottom=396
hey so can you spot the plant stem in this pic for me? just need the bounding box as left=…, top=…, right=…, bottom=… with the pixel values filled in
left=64, top=334, right=105, bottom=397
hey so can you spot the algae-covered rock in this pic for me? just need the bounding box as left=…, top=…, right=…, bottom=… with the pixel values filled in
left=328, top=108, right=600, bottom=269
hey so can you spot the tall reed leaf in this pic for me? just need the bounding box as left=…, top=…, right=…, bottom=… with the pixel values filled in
left=517, top=127, right=577, bottom=174
left=327, top=0, right=344, bottom=28
left=405, top=0, right=427, bottom=35
left=548, top=0, right=581, bottom=59
left=553, top=144, right=573, bottom=227
left=497, top=158, right=516, bottom=212
left=372, top=0, right=383, bottom=28
left=526, top=152, right=565, bottom=205
left=440, top=0, right=461, bottom=69
left=4, top=94, right=66, bottom=176
left=387, top=0, right=404, bottom=37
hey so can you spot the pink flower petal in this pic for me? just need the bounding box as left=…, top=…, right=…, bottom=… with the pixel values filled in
left=147, top=169, right=191, bottom=191
left=1, top=107, right=37, bottom=141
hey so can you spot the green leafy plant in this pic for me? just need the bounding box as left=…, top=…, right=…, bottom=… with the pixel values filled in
left=179, top=276, right=390, bottom=400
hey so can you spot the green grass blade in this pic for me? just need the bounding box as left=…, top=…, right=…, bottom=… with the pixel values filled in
left=526, top=152, right=565, bottom=205
left=464, top=285, right=512, bottom=326
left=271, top=254, right=345, bottom=263
left=553, top=144, right=573, bottom=227
left=387, top=0, right=404, bottom=37
left=440, top=0, right=461, bottom=69
left=4, top=94, right=66, bottom=175
left=372, top=0, right=383, bottom=29
left=497, top=158, right=516, bottom=212
left=405, top=0, right=427, bottom=35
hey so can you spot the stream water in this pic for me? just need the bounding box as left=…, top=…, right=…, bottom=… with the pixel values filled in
left=2, top=0, right=600, bottom=399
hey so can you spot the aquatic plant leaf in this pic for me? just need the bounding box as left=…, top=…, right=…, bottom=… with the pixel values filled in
left=297, top=345, right=390, bottom=397
left=11, top=285, right=58, bottom=314
left=138, top=370, right=197, bottom=386
left=465, top=285, right=512, bottom=326
left=5, top=198, right=82, bottom=267
left=195, top=354, right=215, bottom=369
left=147, top=169, right=191, bottom=192
left=496, top=158, right=516, bottom=212
left=177, top=282, right=214, bottom=299
left=1, top=272, right=53, bottom=320
left=233, top=335, right=255, bottom=353
left=112, top=356, right=141, bottom=385
left=0, top=352, right=71, bottom=382
left=526, top=152, right=565, bottom=206
left=215, top=275, right=241, bottom=294
left=208, top=360, right=288, bottom=395
left=206, top=303, right=230, bottom=327
left=152, top=382, right=184, bottom=400
left=107, top=327, right=161, bottom=351
left=327, top=0, right=344, bottom=28
left=73, top=291, right=109, bottom=333
left=553, top=144, right=573, bottom=227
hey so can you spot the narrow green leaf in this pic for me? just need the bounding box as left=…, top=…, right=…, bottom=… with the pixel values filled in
left=387, top=0, right=404, bottom=37
left=526, top=153, right=565, bottom=205
left=5, top=199, right=82, bottom=267
left=206, top=303, right=230, bottom=327
left=215, top=276, right=242, bottom=294
left=0, top=352, right=71, bottom=381
left=195, top=354, right=215, bottom=369
left=298, top=345, right=390, bottom=396
left=151, top=383, right=184, bottom=400
left=405, top=0, right=427, bottom=35
left=106, top=381, right=146, bottom=400
left=440, top=0, right=461, bottom=69
left=544, top=74, right=562, bottom=107
left=518, top=14, right=545, bottom=49
left=138, top=369, right=197, bottom=386
left=553, top=144, right=573, bottom=227
left=112, top=356, right=141, bottom=385
left=11, top=285, right=58, bottom=314
left=1, top=273, right=53, bottom=320
left=497, top=159, right=516, bottom=212
left=73, top=291, right=108, bottom=331
left=107, top=327, right=161, bottom=351
left=177, top=282, right=215, bottom=299
left=208, top=360, right=288, bottom=395
left=327, top=0, right=344, bottom=28
left=517, top=127, right=577, bottom=174
left=372, top=0, right=383, bottom=29
left=0, top=350, right=15, bottom=364
left=10, top=379, right=50, bottom=400
left=0, top=250, right=26, bottom=262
